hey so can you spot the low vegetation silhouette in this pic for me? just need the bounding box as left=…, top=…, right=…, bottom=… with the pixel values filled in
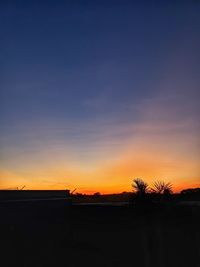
left=151, top=181, right=172, bottom=195
left=130, top=178, right=174, bottom=211
left=132, top=178, right=149, bottom=195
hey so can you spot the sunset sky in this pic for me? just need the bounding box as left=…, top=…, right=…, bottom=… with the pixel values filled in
left=0, top=1, right=200, bottom=193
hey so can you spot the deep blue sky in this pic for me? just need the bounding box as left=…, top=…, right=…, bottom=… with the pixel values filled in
left=0, top=1, right=200, bottom=191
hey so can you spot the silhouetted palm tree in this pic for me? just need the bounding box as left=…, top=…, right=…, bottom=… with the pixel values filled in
left=132, top=178, right=149, bottom=195
left=151, top=181, right=172, bottom=194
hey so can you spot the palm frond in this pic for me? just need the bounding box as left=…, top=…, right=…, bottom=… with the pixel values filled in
left=151, top=180, right=173, bottom=194
left=132, top=178, right=149, bottom=194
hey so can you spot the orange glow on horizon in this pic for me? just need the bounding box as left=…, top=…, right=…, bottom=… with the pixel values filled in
left=1, top=94, right=199, bottom=194
left=0, top=167, right=200, bottom=194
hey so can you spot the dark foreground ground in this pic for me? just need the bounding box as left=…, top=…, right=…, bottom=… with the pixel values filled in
left=0, top=200, right=199, bottom=267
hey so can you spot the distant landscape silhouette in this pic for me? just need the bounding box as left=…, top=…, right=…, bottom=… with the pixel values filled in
left=0, top=180, right=200, bottom=267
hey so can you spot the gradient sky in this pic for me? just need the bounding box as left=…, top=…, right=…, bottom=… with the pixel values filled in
left=0, top=0, right=200, bottom=193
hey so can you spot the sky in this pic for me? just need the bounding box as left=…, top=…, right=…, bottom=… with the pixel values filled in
left=0, top=0, right=200, bottom=193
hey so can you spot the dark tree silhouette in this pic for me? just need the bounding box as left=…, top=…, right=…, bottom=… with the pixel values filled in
left=132, top=178, right=149, bottom=195
left=93, top=192, right=101, bottom=197
left=151, top=181, right=173, bottom=194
